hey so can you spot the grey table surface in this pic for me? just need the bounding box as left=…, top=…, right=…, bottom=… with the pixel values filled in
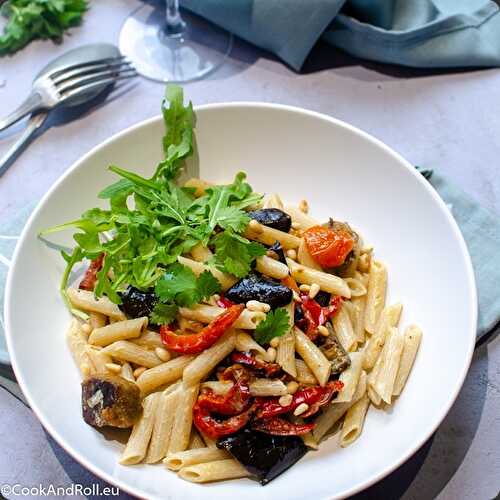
left=1, top=1, right=499, bottom=499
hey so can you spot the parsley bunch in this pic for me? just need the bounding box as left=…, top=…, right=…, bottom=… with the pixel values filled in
left=41, top=85, right=266, bottom=315
left=0, top=0, right=88, bottom=55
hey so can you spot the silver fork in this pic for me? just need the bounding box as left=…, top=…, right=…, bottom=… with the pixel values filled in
left=0, top=56, right=137, bottom=133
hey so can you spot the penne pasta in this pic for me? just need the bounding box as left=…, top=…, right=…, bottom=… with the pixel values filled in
left=372, top=327, right=405, bottom=404
left=183, top=329, right=237, bottom=387
left=284, top=205, right=319, bottom=230
left=350, top=295, right=367, bottom=344
left=88, top=317, right=148, bottom=347
left=66, top=288, right=126, bottom=320
left=287, top=258, right=351, bottom=297
left=295, top=358, right=318, bottom=385
left=335, top=352, right=364, bottom=403
left=136, top=355, right=195, bottom=395
left=262, top=193, right=284, bottom=209
left=88, top=311, right=107, bottom=330
left=168, top=384, right=200, bottom=454
left=340, top=394, right=370, bottom=447
left=244, top=223, right=301, bottom=250
left=294, top=327, right=331, bottom=386
left=363, top=303, right=402, bottom=370
left=103, top=340, right=162, bottom=368
left=178, top=459, right=249, bottom=483
left=393, top=325, right=422, bottom=396
left=178, top=256, right=237, bottom=290
left=190, top=243, right=214, bottom=262
left=189, top=430, right=206, bottom=450
left=132, top=330, right=164, bottom=349
left=248, top=379, right=288, bottom=397
left=120, top=362, right=135, bottom=382
left=364, top=260, right=387, bottom=334
left=66, top=318, right=92, bottom=375
left=332, top=306, right=357, bottom=352
left=276, top=302, right=296, bottom=377
left=235, top=332, right=267, bottom=357
left=120, top=393, right=160, bottom=465
left=312, top=402, right=350, bottom=443
left=255, top=255, right=290, bottom=279
left=344, top=277, right=367, bottom=297
left=179, top=304, right=265, bottom=330
left=144, top=388, right=180, bottom=463
left=165, top=448, right=229, bottom=471
left=201, top=433, right=218, bottom=449
left=85, top=346, right=113, bottom=375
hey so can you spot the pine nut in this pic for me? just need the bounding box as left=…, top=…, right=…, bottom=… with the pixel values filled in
left=287, top=381, right=299, bottom=394
left=270, top=337, right=280, bottom=348
left=299, top=284, right=310, bottom=293
left=81, top=323, right=92, bottom=334
left=294, top=402, right=309, bottom=416
left=155, top=347, right=171, bottom=362
left=292, top=291, right=302, bottom=303
left=291, top=222, right=300, bottom=230
left=248, top=219, right=263, bottom=233
left=298, top=200, right=309, bottom=213
left=133, top=366, right=147, bottom=378
left=105, top=362, right=122, bottom=374
left=309, top=283, right=320, bottom=299
left=246, top=300, right=271, bottom=313
left=279, top=394, right=293, bottom=407
left=286, top=249, right=297, bottom=260
left=318, top=325, right=330, bottom=337
left=266, top=347, right=277, bottom=362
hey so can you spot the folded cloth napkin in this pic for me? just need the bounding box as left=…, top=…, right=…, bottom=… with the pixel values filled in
left=181, top=0, right=500, bottom=70
left=0, top=171, right=499, bottom=363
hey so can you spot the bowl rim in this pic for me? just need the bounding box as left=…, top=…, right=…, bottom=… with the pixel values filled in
left=5, top=101, right=478, bottom=500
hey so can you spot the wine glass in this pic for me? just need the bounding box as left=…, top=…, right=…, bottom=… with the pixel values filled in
left=119, top=0, right=233, bottom=83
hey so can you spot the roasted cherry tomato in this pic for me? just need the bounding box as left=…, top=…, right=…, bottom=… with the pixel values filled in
left=303, top=225, right=354, bottom=268
left=79, top=254, right=104, bottom=291
left=299, top=295, right=343, bottom=338
left=252, top=417, right=314, bottom=436
left=160, top=304, right=244, bottom=354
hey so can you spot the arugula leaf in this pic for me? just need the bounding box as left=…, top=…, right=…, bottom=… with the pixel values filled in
left=150, top=302, right=178, bottom=326
left=254, top=308, right=290, bottom=345
left=98, top=178, right=133, bottom=199
left=0, top=0, right=88, bottom=55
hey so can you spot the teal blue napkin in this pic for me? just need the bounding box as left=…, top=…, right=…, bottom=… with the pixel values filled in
left=1, top=172, right=499, bottom=363
left=181, top=0, right=500, bottom=70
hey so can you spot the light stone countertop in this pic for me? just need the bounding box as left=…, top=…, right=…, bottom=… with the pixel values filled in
left=0, top=1, right=499, bottom=499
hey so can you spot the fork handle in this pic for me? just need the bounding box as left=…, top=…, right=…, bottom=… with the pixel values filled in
left=0, top=112, right=48, bottom=177
left=0, top=92, right=44, bottom=133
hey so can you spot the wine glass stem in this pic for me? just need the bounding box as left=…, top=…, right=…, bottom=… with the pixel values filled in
left=165, top=0, right=186, bottom=37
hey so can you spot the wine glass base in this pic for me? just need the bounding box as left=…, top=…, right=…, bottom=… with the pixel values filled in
left=119, top=5, right=233, bottom=83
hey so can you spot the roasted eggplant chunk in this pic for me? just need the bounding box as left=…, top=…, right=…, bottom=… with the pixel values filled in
left=248, top=208, right=292, bottom=233
left=81, top=375, right=142, bottom=428
left=320, top=324, right=351, bottom=375
left=119, top=286, right=157, bottom=319
left=225, top=274, right=292, bottom=309
left=217, top=428, right=307, bottom=485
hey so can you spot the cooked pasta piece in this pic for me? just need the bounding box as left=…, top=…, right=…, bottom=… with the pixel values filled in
left=350, top=295, right=367, bottom=343
left=189, top=430, right=206, bottom=449
left=85, top=346, right=113, bottom=375
left=364, top=260, right=387, bottom=334
left=66, top=288, right=125, bottom=320
left=393, top=325, right=422, bottom=396
left=168, top=384, right=200, bottom=454
left=131, top=330, right=164, bottom=349
left=263, top=193, right=284, bottom=209
left=255, top=255, right=290, bottom=279
left=286, top=258, right=351, bottom=297
left=294, top=327, right=331, bottom=386
left=183, top=330, right=237, bottom=387
left=178, top=256, right=237, bottom=290
left=297, top=239, right=321, bottom=270
left=295, top=359, right=318, bottom=385
left=235, top=332, right=267, bottom=357
left=312, top=402, right=350, bottom=443
left=178, top=459, right=249, bottom=483
left=344, top=277, right=367, bottom=297
left=103, top=340, right=162, bottom=368
left=190, top=243, right=214, bottom=262
left=363, top=303, right=402, bottom=370
left=88, top=311, right=107, bottom=330
left=136, top=355, right=195, bottom=395
left=340, top=394, right=370, bottom=447
left=200, top=380, right=232, bottom=395
left=372, top=327, right=405, bottom=404
left=88, top=317, right=148, bottom=347
left=335, top=352, right=363, bottom=403
left=244, top=223, right=301, bottom=249
left=249, top=379, right=288, bottom=397
left=332, top=306, right=357, bottom=352
left=66, top=319, right=92, bottom=374
left=284, top=205, right=319, bottom=230
left=144, top=387, right=180, bottom=463
left=201, top=433, right=218, bottom=449
left=165, top=448, right=229, bottom=471
left=120, top=362, right=135, bottom=382
left=120, top=392, right=160, bottom=465
left=276, top=301, right=296, bottom=377
left=179, top=304, right=265, bottom=330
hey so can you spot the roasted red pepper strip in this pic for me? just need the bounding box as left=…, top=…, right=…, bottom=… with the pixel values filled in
left=300, top=295, right=343, bottom=338
left=160, top=304, right=244, bottom=354
left=79, top=254, right=104, bottom=291
left=281, top=275, right=300, bottom=293
left=256, top=381, right=343, bottom=419
left=216, top=295, right=234, bottom=309
left=252, top=416, right=314, bottom=436
left=231, top=352, right=281, bottom=377
left=197, top=382, right=251, bottom=416
left=193, top=404, right=254, bottom=439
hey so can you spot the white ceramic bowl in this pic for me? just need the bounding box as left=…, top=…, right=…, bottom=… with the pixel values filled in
left=5, top=104, right=477, bottom=499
